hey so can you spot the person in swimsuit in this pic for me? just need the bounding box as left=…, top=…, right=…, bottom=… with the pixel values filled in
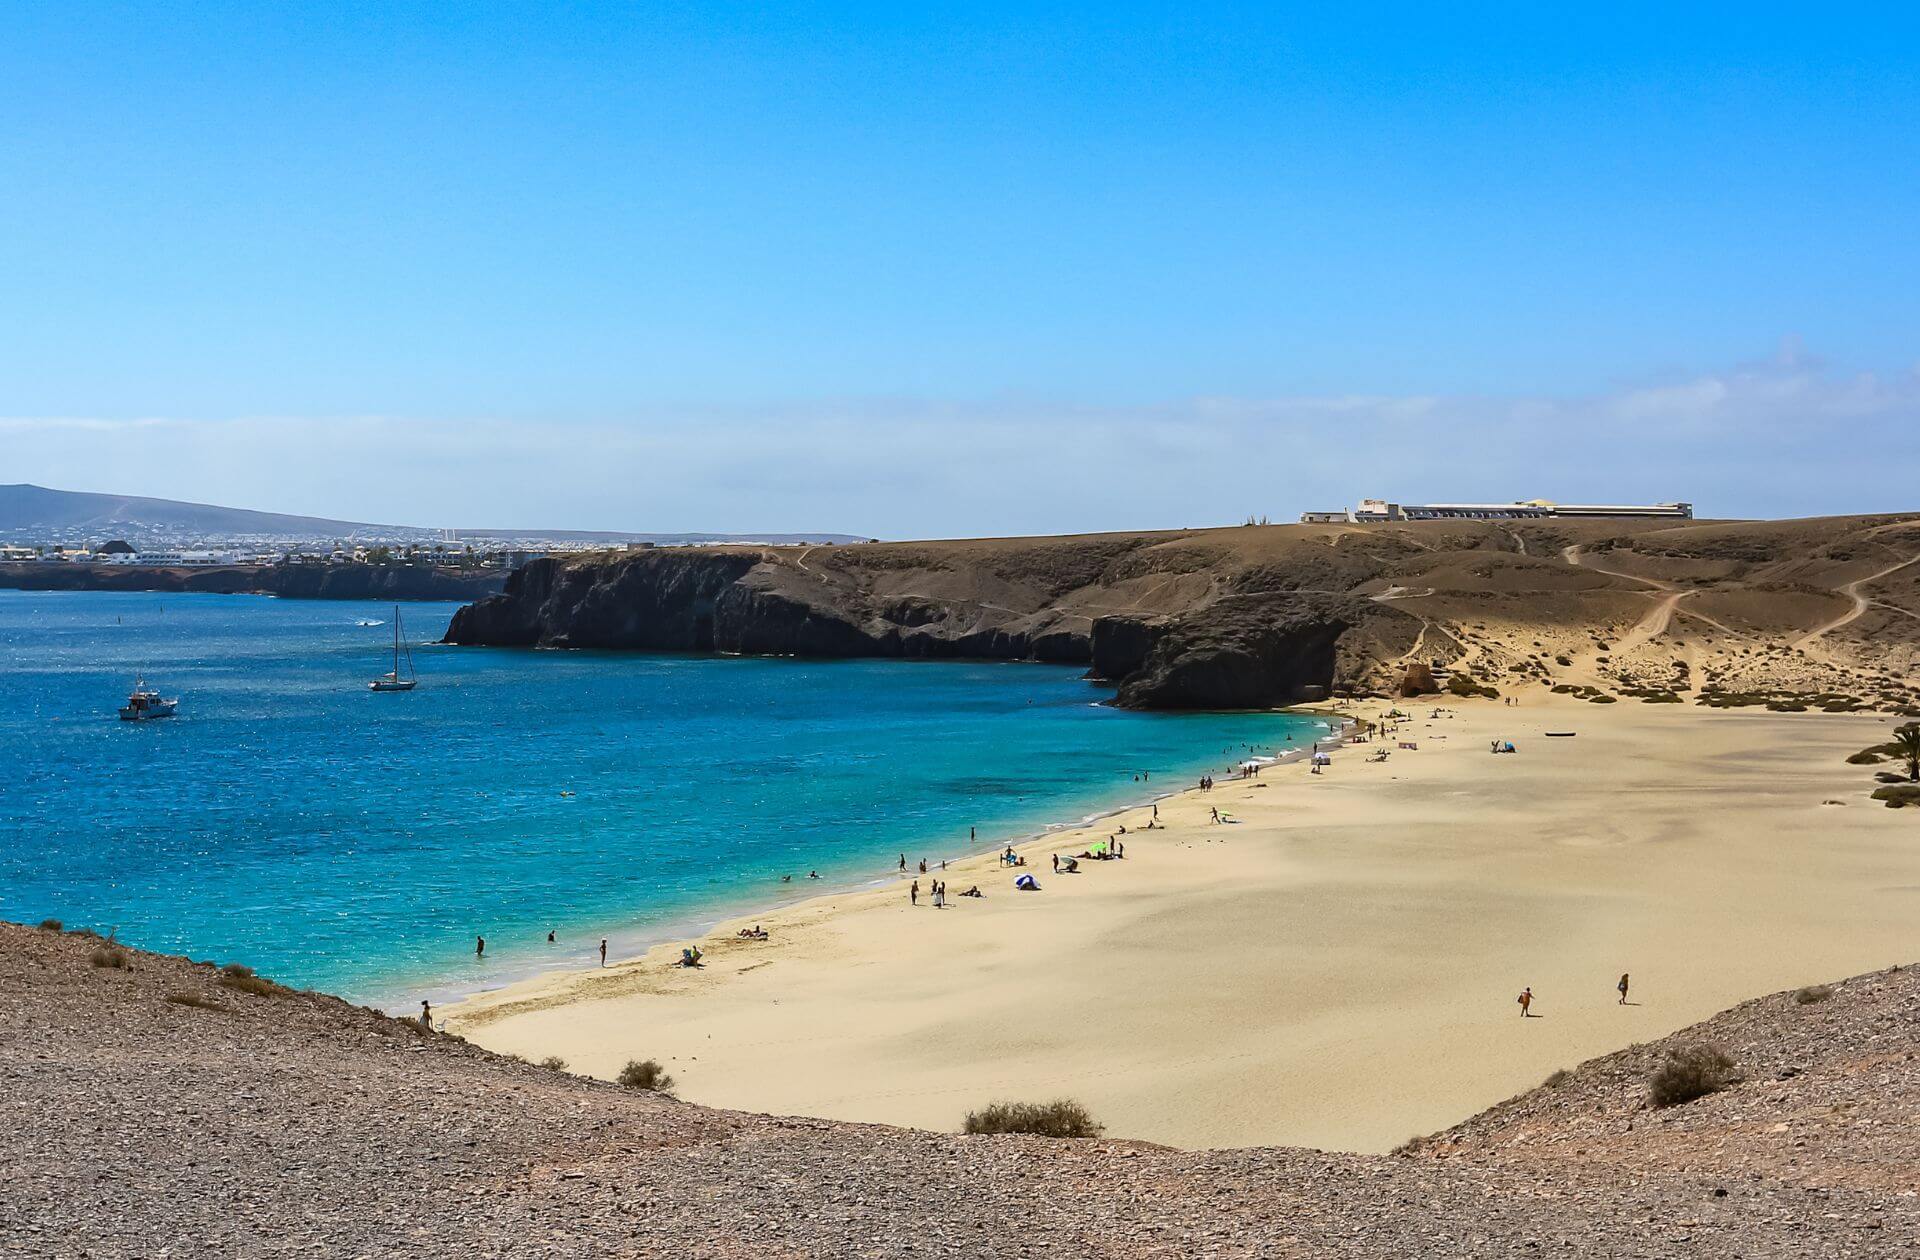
left=1617, top=973, right=1630, bottom=1005
left=1518, top=987, right=1533, bottom=1017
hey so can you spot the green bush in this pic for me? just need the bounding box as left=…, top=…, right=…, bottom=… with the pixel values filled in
left=1648, top=1044, right=1737, bottom=1108
left=617, top=1059, right=675, bottom=1093
left=1445, top=673, right=1500, bottom=699
left=962, top=1099, right=1103, bottom=1138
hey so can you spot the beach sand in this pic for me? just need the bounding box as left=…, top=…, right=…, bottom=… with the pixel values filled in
left=444, top=695, right=1920, bottom=1153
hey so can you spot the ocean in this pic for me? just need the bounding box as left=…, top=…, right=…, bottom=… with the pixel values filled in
left=0, top=590, right=1330, bottom=1005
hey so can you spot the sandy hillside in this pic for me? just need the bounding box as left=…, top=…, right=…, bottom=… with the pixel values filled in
left=5, top=916, right=1916, bottom=1256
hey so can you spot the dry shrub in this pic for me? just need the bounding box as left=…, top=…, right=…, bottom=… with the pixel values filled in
left=166, top=991, right=220, bottom=1010
left=1543, top=1068, right=1572, bottom=1089
left=1648, top=1043, right=1737, bottom=1108
left=217, top=963, right=282, bottom=997
left=617, top=1059, right=675, bottom=1093
left=539, top=1056, right=569, bottom=1071
left=1794, top=985, right=1834, bottom=1005
left=89, top=946, right=128, bottom=969
left=962, top=1099, right=1103, bottom=1139
left=1445, top=673, right=1500, bottom=699
left=37, top=918, right=62, bottom=931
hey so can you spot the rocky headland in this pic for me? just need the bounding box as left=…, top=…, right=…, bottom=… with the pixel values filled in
left=445, top=514, right=1920, bottom=710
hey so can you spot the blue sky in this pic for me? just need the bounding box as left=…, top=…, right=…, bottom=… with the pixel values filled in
left=3, top=4, right=1917, bottom=535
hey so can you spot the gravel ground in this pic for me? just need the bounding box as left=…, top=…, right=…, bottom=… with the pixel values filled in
left=3, top=923, right=1916, bottom=1257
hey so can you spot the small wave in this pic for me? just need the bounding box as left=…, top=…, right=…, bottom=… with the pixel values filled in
left=356, top=619, right=384, bottom=627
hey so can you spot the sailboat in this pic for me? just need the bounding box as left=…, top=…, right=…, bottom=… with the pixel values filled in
left=369, top=606, right=419, bottom=692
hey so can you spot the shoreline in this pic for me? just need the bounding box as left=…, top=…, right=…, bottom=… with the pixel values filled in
left=445, top=694, right=1920, bottom=1153
left=399, top=708, right=1341, bottom=1011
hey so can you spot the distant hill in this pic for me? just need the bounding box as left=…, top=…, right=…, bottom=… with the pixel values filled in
left=0, top=483, right=394, bottom=539
left=0, top=484, right=861, bottom=545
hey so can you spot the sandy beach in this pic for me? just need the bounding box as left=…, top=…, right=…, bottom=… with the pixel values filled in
left=444, top=695, right=1920, bottom=1153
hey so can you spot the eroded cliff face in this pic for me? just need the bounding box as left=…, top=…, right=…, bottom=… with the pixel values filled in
left=1102, top=594, right=1408, bottom=709
left=444, top=551, right=1100, bottom=661
left=442, top=538, right=1426, bottom=709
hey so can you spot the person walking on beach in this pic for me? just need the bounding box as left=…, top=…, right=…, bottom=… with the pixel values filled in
left=1517, top=987, right=1533, bottom=1017
left=600, top=939, right=608, bottom=967
left=420, top=999, right=432, bottom=1030
left=910, top=880, right=919, bottom=907
left=1617, top=973, right=1630, bottom=1005
left=1051, top=854, right=1060, bottom=874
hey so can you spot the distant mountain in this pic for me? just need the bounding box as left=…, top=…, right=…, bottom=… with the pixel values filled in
left=0, top=484, right=862, bottom=545
left=0, top=484, right=396, bottom=539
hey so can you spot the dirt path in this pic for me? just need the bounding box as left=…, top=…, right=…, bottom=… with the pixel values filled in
left=1792, top=552, right=1920, bottom=651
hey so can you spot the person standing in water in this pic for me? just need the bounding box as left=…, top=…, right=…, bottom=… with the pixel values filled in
left=599, top=939, right=608, bottom=967
left=475, top=936, right=485, bottom=959
left=1617, top=973, right=1630, bottom=1005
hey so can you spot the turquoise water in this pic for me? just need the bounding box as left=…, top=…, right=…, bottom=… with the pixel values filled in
left=0, top=591, right=1327, bottom=1005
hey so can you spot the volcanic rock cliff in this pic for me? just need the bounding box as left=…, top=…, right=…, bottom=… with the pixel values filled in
left=445, top=513, right=1920, bottom=711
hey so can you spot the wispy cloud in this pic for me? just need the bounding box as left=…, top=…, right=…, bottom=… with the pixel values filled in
left=4, top=347, right=1916, bottom=536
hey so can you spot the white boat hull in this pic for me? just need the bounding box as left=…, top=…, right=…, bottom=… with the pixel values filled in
left=119, top=701, right=177, bottom=721
left=369, top=678, right=418, bottom=692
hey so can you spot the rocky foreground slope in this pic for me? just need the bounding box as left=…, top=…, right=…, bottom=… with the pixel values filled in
left=3, top=921, right=1915, bottom=1257
left=445, top=514, right=1920, bottom=709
